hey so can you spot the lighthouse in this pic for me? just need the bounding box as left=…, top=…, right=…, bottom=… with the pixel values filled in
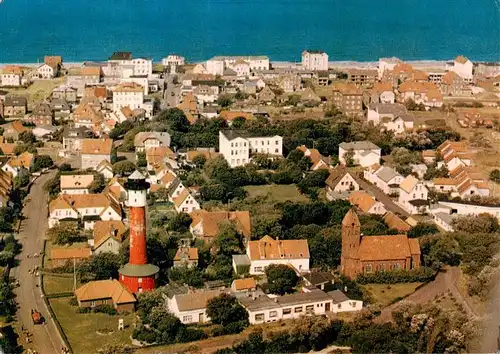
left=119, top=171, right=159, bottom=293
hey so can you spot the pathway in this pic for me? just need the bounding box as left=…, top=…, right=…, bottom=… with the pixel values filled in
left=354, top=177, right=410, bottom=218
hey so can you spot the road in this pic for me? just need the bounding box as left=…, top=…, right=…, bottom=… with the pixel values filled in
left=10, top=170, right=66, bottom=354
left=355, top=177, right=410, bottom=218
left=163, top=75, right=181, bottom=108
left=480, top=267, right=500, bottom=352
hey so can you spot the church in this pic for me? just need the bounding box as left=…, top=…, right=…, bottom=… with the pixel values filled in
left=340, top=209, right=421, bottom=278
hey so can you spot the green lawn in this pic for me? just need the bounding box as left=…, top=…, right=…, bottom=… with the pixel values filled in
left=244, top=184, right=309, bottom=203
left=363, top=283, right=422, bottom=307
left=5, top=78, right=64, bottom=104
left=43, top=274, right=76, bottom=295
left=49, top=297, right=136, bottom=354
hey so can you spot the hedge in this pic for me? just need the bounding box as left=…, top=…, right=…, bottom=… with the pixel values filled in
left=356, top=267, right=436, bottom=284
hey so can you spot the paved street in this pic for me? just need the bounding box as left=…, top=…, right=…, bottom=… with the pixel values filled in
left=10, top=170, right=66, bottom=354
left=163, top=76, right=181, bottom=108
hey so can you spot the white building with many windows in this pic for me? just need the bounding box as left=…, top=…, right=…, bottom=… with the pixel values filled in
left=112, top=82, right=144, bottom=112
left=301, top=50, right=329, bottom=71
left=206, top=56, right=270, bottom=76
left=219, top=130, right=283, bottom=168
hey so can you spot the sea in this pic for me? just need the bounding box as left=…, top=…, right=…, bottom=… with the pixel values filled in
left=0, top=0, right=499, bottom=63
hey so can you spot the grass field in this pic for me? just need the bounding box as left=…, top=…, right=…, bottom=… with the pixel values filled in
left=4, top=79, right=64, bottom=104
left=244, top=184, right=309, bottom=203
left=363, top=283, right=422, bottom=307
left=49, top=297, right=136, bottom=354
left=43, top=274, right=76, bottom=295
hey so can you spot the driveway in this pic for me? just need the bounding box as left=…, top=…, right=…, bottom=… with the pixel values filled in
left=355, top=177, right=410, bottom=218
left=10, top=170, right=66, bottom=354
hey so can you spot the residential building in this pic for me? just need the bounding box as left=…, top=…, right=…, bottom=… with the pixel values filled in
left=107, top=52, right=152, bottom=78
left=75, top=279, right=136, bottom=313
left=44, top=55, right=62, bottom=76
left=338, top=141, right=381, bottom=167
left=3, top=96, right=27, bottom=117
left=398, top=175, right=429, bottom=214
left=112, top=82, right=144, bottom=112
left=378, top=57, right=401, bottom=79
left=172, top=189, right=200, bottom=213
left=36, top=64, right=55, bottom=79
left=173, top=247, right=199, bottom=268
left=145, top=146, right=175, bottom=170
left=193, top=85, right=219, bottom=104
left=219, top=111, right=254, bottom=125
left=134, top=132, right=171, bottom=153
left=296, top=145, right=330, bottom=170
left=325, top=166, right=361, bottom=200
left=219, top=130, right=283, bottom=168
left=52, top=85, right=77, bottom=103
left=48, top=193, right=122, bottom=228
left=239, top=235, right=310, bottom=275
left=50, top=98, right=71, bottom=120
left=364, top=165, right=403, bottom=195
left=92, top=220, right=127, bottom=255
left=96, top=160, right=114, bottom=180
left=80, top=139, right=113, bottom=170
left=301, top=50, right=329, bottom=71
left=431, top=165, right=489, bottom=198
left=32, top=125, right=58, bottom=140
left=277, top=73, right=302, bottom=93
left=2, top=120, right=28, bottom=140
left=340, top=209, right=420, bottom=278
left=331, top=82, right=363, bottom=116
left=28, top=103, right=53, bottom=126
left=383, top=212, right=411, bottom=233
left=0, top=170, right=12, bottom=207
left=437, top=140, right=474, bottom=171
left=397, top=80, right=444, bottom=108
left=475, top=62, right=500, bottom=78
left=346, top=69, right=377, bottom=88
left=348, top=191, right=387, bottom=215
left=450, top=55, right=473, bottom=81
left=370, top=82, right=395, bottom=104
left=49, top=247, right=92, bottom=268
left=177, top=92, right=200, bottom=124
left=60, top=174, right=94, bottom=195
left=302, top=272, right=335, bottom=291
left=231, top=278, right=257, bottom=293
left=206, top=56, right=270, bottom=76
left=367, top=103, right=407, bottom=125
left=440, top=71, right=472, bottom=96
left=162, top=54, right=186, bottom=67
left=190, top=210, right=251, bottom=243
left=436, top=201, right=500, bottom=221
left=1, top=66, right=23, bottom=87
left=2, top=152, right=34, bottom=178
left=66, top=67, right=102, bottom=89
left=61, top=126, right=87, bottom=155
left=166, top=289, right=223, bottom=324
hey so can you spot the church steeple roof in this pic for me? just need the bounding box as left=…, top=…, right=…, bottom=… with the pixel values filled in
left=342, top=208, right=360, bottom=227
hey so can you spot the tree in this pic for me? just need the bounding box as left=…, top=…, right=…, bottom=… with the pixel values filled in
left=206, top=293, right=249, bottom=327
left=48, top=223, right=83, bottom=245
left=407, top=223, right=439, bottom=238
left=32, top=155, right=53, bottom=172
left=343, top=149, right=355, bottom=167
left=217, top=94, right=233, bottom=108
left=79, top=252, right=122, bottom=281
left=112, top=160, right=136, bottom=176
left=136, top=152, right=147, bottom=168
left=58, top=163, right=72, bottom=172
left=452, top=214, right=499, bottom=234
left=13, top=174, right=29, bottom=189
left=18, top=131, right=36, bottom=144
left=192, top=154, right=207, bottom=169
left=88, top=173, right=105, bottom=193
left=167, top=212, right=192, bottom=233
left=136, top=289, right=164, bottom=322
left=156, top=108, right=190, bottom=133
left=265, top=264, right=298, bottom=295
left=287, top=94, right=301, bottom=107
left=168, top=265, right=204, bottom=287
left=231, top=117, right=246, bottom=129
left=490, top=169, right=500, bottom=183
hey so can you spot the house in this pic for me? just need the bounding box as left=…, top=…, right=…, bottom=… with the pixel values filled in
left=340, top=209, right=420, bottom=278
left=134, top=132, right=171, bottom=153
left=50, top=98, right=71, bottom=120
left=52, top=85, right=77, bottom=103
left=105, top=177, right=128, bottom=202
left=145, top=146, right=175, bottom=170
left=28, top=102, right=53, bottom=126
left=92, top=220, right=127, bottom=255
left=302, top=272, right=335, bottom=291
left=219, top=130, right=283, bottom=168
left=242, top=235, right=310, bottom=275
left=296, top=145, right=330, bottom=170
left=2, top=152, right=35, bottom=178
left=190, top=210, right=251, bottom=243
left=397, top=81, right=443, bottom=108
left=96, top=160, right=114, bottom=180
left=173, top=189, right=200, bottom=213
left=437, top=140, right=474, bottom=171
left=440, top=71, right=471, bottom=96
left=173, top=247, right=199, bottom=268
left=331, top=82, right=363, bottom=116
left=166, top=289, right=223, bottom=324
left=107, top=53, right=152, bottom=78
left=162, top=54, right=186, bottom=67
left=2, top=120, right=28, bottom=140
left=66, top=67, right=102, bottom=89
left=49, top=247, right=92, bottom=268
left=363, top=165, right=403, bottom=195
left=231, top=278, right=256, bottom=293
left=60, top=174, right=94, bottom=195
left=475, top=62, right=500, bottom=78
left=370, top=82, right=395, bottom=104
left=32, top=125, right=58, bottom=140
left=338, top=141, right=381, bottom=167
left=0, top=169, right=12, bottom=207
left=219, top=111, right=254, bottom=125
left=383, top=211, right=411, bottom=233
left=193, top=85, right=219, bottom=104
left=431, top=165, right=489, bottom=198
left=75, top=279, right=136, bottom=313
left=44, top=56, right=62, bottom=75
left=258, top=86, right=276, bottom=103
left=378, top=57, right=401, bottom=79
left=36, top=64, right=56, bottom=79
left=177, top=92, right=200, bottom=124
left=61, top=126, right=88, bottom=155
left=301, top=50, right=329, bottom=71
left=366, top=103, right=407, bottom=125
left=112, top=82, right=144, bottom=113
left=206, top=56, right=270, bottom=76
left=3, top=96, right=27, bottom=117
left=325, top=165, right=361, bottom=199
left=398, top=175, right=429, bottom=214
left=277, top=73, right=302, bottom=93
left=436, top=201, right=500, bottom=221
left=348, top=191, right=387, bottom=215
left=450, top=55, right=473, bottom=82
left=346, top=69, right=377, bottom=88
left=48, top=193, right=122, bottom=228
left=73, top=102, right=104, bottom=130
left=1, top=66, right=23, bottom=87
left=80, top=139, right=113, bottom=170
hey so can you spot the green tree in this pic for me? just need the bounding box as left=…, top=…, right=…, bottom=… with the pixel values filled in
left=231, top=117, right=246, bottom=129
left=156, top=108, right=190, bottom=132
left=136, top=289, right=164, bottom=322
left=167, top=212, right=192, bottom=233
left=343, top=149, right=355, bottom=167
left=13, top=174, right=29, bottom=189
left=136, top=152, right=147, bottom=168
left=192, top=154, right=207, bottom=169
left=32, top=155, right=53, bottom=172
left=168, top=265, right=204, bottom=287
left=217, top=94, right=233, bottom=108
left=452, top=214, right=499, bottom=234
left=112, top=160, right=136, bottom=176
left=407, top=223, right=439, bottom=238
left=206, top=293, right=249, bottom=328
left=490, top=169, right=500, bottom=183
left=287, top=94, right=301, bottom=107
left=265, top=264, right=298, bottom=295
left=79, top=252, right=122, bottom=281
left=48, top=223, right=83, bottom=245
left=18, top=131, right=36, bottom=144
left=88, top=173, right=105, bottom=193
left=58, top=163, right=72, bottom=172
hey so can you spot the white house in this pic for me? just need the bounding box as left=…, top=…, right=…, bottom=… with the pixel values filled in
left=112, top=82, right=144, bottom=113
left=364, top=165, right=403, bottom=195
left=242, top=235, right=310, bottom=275
left=301, top=50, right=329, bottom=71
left=378, top=57, right=400, bottom=79
left=134, top=132, right=171, bottom=153
left=206, top=56, right=270, bottom=76
left=219, top=130, right=283, bottom=168
left=166, top=290, right=223, bottom=324
left=92, top=220, right=127, bottom=255
left=96, top=160, right=114, bottom=180
left=367, top=103, right=407, bottom=125
left=399, top=175, right=429, bottom=214
left=437, top=201, right=500, bottom=221
left=162, top=54, right=186, bottom=67
left=48, top=193, right=122, bottom=229
left=1, top=66, right=23, bottom=87
left=338, top=141, right=381, bottom=167
left=80, top=139, right=113, bottom=170
left=450, top=55, right=473, bottom=82
left=60, top=174, right=94, bottom=195
left=36, top=64, right=55, bottom=79
left=172, top=189, right=200, bottom=213
left=325, top=166, right=361, bottom=200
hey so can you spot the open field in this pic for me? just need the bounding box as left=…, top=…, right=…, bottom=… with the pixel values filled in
left=363, top=282, right=423, bottom=307
left=4, top=79, right=64, bottom=105
left=244, top=184, right=309, bottom=203
left=49, top=297, right=136, bottom=354
left=43, top=274, right=76, bottom=295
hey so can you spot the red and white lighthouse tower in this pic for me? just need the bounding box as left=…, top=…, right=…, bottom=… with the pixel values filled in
left=119, top=171, right=159, bottom=293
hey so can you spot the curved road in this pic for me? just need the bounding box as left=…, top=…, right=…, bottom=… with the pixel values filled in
left=10, top=170, right=65, bottom=354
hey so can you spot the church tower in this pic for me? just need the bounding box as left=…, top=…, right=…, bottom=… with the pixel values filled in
left=341, top=209, right=361, bottom=278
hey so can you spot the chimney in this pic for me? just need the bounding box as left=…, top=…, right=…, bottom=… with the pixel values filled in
left=273, top=297, right=278, bottom=303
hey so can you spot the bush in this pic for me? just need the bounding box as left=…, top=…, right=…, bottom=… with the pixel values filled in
left=176, top=326, right=207, bottom=343
left=76, top=307, right=91, bottom=313
left=356, top=267, right=436, bottom=284
left=92, top=304, right=117, bottom=315
left=68, top=297, right=78, bottom=306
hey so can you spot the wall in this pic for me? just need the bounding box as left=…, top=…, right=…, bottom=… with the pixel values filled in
left=249, top=258, right=309, bottom=275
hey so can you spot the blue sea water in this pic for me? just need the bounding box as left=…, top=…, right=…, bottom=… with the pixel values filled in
left=0, top=0, right=499, bottom=63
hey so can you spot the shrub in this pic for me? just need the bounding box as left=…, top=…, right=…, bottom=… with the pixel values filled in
left=356, top=267, right=436, bottom=284
left=92, top=304, right=117, bottom=315
left=68, top=297, right=78, bottom=306
left=76, top=307, right=91, bottom=313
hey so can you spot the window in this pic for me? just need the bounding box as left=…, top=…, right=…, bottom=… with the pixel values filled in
left=306, top=305, right=314, bottom=313
left=261, top=141, right=264, bottom=145
left=283, top=308, right=291, bottom=315
left=255, top=313, right=264, bottom=321
left=294, top=306, right=303, bottom=313
left=337, top=304, right=342, bottom=309
left=269, top=311, right=277, bottom=318
left=182, top=315, right=192, bottom=322
left=275, top=148, right=279, bottom=153
left=365, top=264, right=373, bottom=273
left=254, top=267, right=263, bottom=272
left=393, top=263, right=400, bottom=270
left=231, top=143, right=234, bottom=147
left=138, top=278, right=143, bottom=283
